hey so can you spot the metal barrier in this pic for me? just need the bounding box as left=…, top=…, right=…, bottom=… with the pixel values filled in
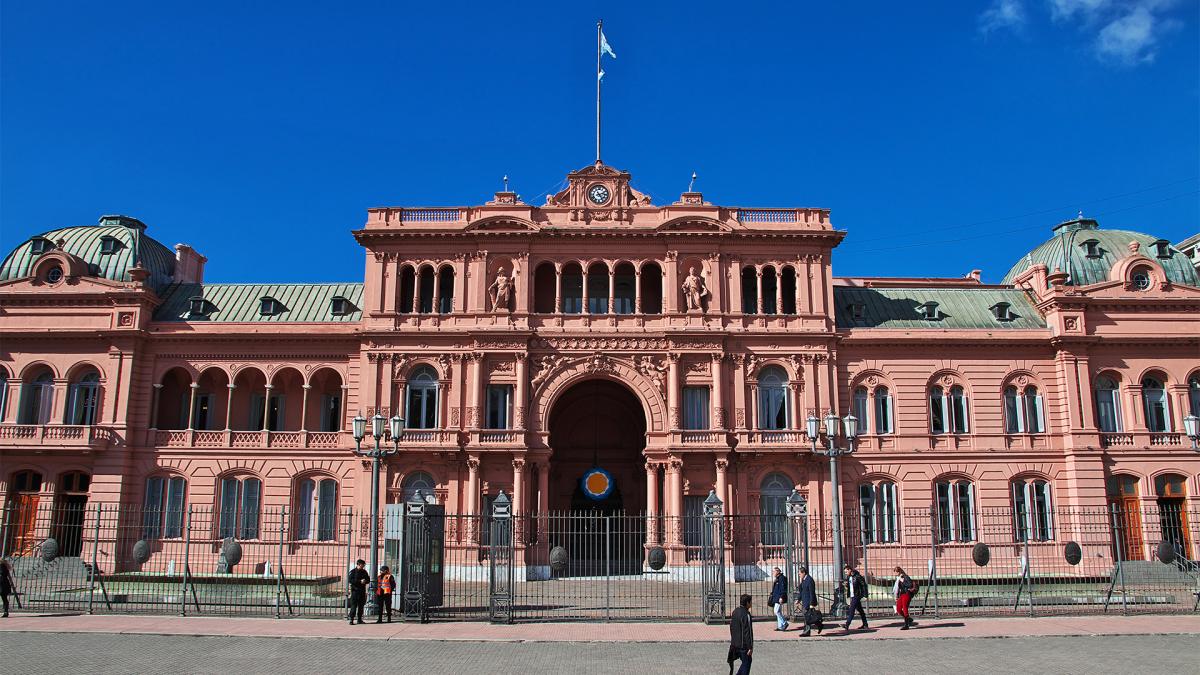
left=2, top=502, right=1196, bottom=621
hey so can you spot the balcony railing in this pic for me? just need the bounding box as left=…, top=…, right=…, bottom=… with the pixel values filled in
left=669, top=430, right=728, bottom=445
left=152, top=429, right=353, bottom=449
left=737, top=430, right=807, bottom=446
left=1100, top=433, right=1135, bottom=448
left=1149, top=432, right=1182, bottom=446
left=0, top=424, right=117, bottom=449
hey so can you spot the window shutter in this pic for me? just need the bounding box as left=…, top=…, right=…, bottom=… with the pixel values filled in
left=1034, top=395, right=1045, bottom=433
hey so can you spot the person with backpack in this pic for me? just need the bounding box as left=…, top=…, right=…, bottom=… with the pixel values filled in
left=841, top=564, right=869, bottom=630
left=893, top=566, right=918, bottom=629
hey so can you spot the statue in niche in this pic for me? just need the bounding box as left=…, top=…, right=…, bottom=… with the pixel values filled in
left=681, top=266, right=710, bottom=312
left=489, top=268, right=512, bottom=312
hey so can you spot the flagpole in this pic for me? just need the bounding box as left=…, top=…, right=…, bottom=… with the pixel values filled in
left=596, top=19, right=602, bottom=164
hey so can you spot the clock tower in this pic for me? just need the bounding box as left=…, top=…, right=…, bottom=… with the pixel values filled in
left=545, top=160, right=653, bottom=223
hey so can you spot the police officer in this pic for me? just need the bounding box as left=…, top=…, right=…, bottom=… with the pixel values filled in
left=347, top=559, right=370, bottom=625
left=375, top=565, right=397, bottom=623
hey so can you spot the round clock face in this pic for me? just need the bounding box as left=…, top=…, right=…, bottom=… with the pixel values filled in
left=588, top=184, right=611, bottom=205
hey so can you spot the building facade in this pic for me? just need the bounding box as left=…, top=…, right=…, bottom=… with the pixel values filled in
left=2, top=162, right=1199, bottom=574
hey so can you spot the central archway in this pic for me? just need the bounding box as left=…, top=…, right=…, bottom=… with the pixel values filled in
left=547, top=378, right=647, bottom=513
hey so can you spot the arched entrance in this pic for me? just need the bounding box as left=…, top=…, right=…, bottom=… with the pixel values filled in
left=545, top=378, right=647, bottom=577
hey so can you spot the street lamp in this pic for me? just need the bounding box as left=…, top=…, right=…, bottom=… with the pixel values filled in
left=353, top=412, right=404, bottom=617
left=1184, top=414, right=1199, bottom=450
left=808, top=411, right=858, bottom=616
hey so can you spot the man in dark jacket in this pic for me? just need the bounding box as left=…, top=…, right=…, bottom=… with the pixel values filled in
left=347, top=559, right=370, bottom=625
left=768, top=566, right=788, bottom=631
left=841, top=564, right=869, bottom=630
left=728, top=593, right=754, bottom=675
left=0, top=558, right=15, bottom=618
left=794, top=566, right=818, bottom=637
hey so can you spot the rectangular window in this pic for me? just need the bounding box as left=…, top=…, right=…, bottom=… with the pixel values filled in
left=956, top=482, right=974, bottom=541
left=66, top=383, right=100, bottom=426
left=295, top=479, right=315, bottom=540
left=859, top=484, right=876, bottom=545
left=1005, top=390, right=1023, bottom=433
left=683, top=495, right=706, bottom=550
left=851, top=392, right=868, bottom=431
left=320, top=394, right=341, bottom=432
left=317, top=479, right=337, bottom=541
left=192, top=393, right=212, bottom=430
left=249, top=394, right=285, bottom=431
left=219, top=477, right=261, bottom=539
left=18, top=383, right=53, bottom=425
left=758, top=387, right=788, bottom=431
left=1025, top=393, right=1044, bottom=434
left=142, top=477, right=165, bottom=539
left=164, top=477, right=185, bottom=538
left=486, top=385, right=513, bottom=429
left=407, top=386, right=438, bottom=429
left=682, top=386, right=710, bottom=430
left=936, top=481, right=975, bottom=543
left=951, top=391, right=969, bottom=434
left=143, top=476, right=186, bottom=539
left=1097, top=390, right=1121, bottom=432
left=874, top=392, right=893, bottom=435
left=930, top=391, right=946, bottom=435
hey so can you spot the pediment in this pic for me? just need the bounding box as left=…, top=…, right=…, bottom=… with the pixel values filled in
left=656, top=217, right=731, bottom=233
left=464, top=216, right=540, bottom=232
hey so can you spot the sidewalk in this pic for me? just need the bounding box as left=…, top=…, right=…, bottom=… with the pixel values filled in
left=1, top=613, right=1197, bottom=642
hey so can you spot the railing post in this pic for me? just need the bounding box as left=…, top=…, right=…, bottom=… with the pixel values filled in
left=276, top=506, right=286, bottom=619
left=181, top=505, right=193, bottom=616
left=1110, top=503, right=1128, bottom=615
left=1024, top=528, right=1033, bottom=617
left=701, top=490, right=725, bottom=624
left=929, top=509, right=939, bottom=619
left=488, top=491, right=513, bottom=623
left=605, top=515, right=611, bottom=622
left=88, top=504, right=101, bottom=614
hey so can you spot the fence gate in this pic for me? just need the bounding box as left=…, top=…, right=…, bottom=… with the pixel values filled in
left=400, top=495, right=445, bottom=622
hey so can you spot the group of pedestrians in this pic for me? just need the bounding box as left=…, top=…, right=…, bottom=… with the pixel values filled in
left=345, top=559, right=397, bottom=625
left=728, top=563, right=920, bottom=673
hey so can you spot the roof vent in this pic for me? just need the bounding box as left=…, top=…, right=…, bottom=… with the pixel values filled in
left=1079, top=239, right=1101, bottom=259
left=1153, top=240, right=1172, bottom=259
left=920, top=301, right=940, bottom=321
left=330, top=296, right=355, bottom=316
left=259, top=296, right=285, bottom=316
left=100, top=236, right=123, bottom=255
left=188, top=297, right=216, bottom=318
left=29, top=237, right=53, bottom=255
left=990, top=302, right=1014, bottom=322
left=98, top=215, right=147, bottom=230
left=847, top=303, right=866, bottom=320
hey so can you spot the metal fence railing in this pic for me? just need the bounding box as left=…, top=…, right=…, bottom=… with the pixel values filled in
left=2, top=502, right=1196, bottom=621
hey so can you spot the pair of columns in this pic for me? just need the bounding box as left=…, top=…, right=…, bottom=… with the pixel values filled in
left=665, top=354, right=727, bottom=429
left=645, top=455, right=729, bottom=545
left=550, top=265, right=647, bottom=314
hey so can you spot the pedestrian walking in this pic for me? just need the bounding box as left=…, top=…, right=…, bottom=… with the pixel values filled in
left=0, top=558, right=14, bottom=618
left=794, top=566, right=820, bottom=637
left=841, top=564, right=869, bottom=630
left=347, top=559, right=370, bottom=625
left=768, top=566, right=788, bottom=631
left=375, top=565, right=396, bottom=623
left=893, top=566, right=918, bottom=630
left=727, top=593, right=754, bottom=675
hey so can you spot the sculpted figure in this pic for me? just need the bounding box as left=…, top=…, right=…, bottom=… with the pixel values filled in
left=489, top=268, right=512, bottom=311
left=681, top=266, right=709, bottom=311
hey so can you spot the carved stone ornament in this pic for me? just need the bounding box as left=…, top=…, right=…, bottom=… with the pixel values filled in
left=636, top=355, right=668, bottom=395
left=584, top=352, right=616, bottom=374
left=531, top=354, right=567, bottom=389
left=941, top=374, right=956, bottom=387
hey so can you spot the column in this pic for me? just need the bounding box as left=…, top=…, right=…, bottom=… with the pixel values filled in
left=466, top=455, right=480, bottom=542
left=51, top=378, right=69, bottom=423
left=646, top=461, right=660, bottom=544
left=711, top=354, right=725, bottom=429
left=634, top=269, right=643, bottom=314
left=149, top=383, right=164, bottom=430
left=514, top=353, right=528, bottom=429
left=382, top=356, right=395, bottom=417
left=512, top=456, right=526, bottom=517
left=667, top=354, right=681, bottom=430
left=224, top=384, right=235, bottom=431
left=468, top=353, right=483, bottom=428
left=774, top=265, right=784, bottom=315
left=300, top=384, right=311, bottom=432
left=750, top=384, right=759, bottom=431
left=665, top=458, right=683, bottom=545
left=261, top=383, right=273, bottom=431
left=433, top=266, right=442, bottom=314
left=185, top=383, right=199, bottom=431
left=581, top=267, right=589, bottom=315
left=755, top=267, right=764, bottom=315
left=607, top=264, right=615, bottom=314
left=536, top=461, right=549, bottom=515
left=788, top=383, right=801, bottom=430
left=554, top=264, right=563, bottom=313
left=794, top=258, right=804, bottom=315
left=804, top=356, right=818, bottom=419
left=715, top=456, right=728, bottom=509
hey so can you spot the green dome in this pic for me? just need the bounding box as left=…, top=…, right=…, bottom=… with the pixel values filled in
left=0, top=215, right=177, bottom=291
left=1002, top=216, right=1199, bottom=287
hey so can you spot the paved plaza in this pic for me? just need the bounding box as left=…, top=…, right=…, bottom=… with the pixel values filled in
left=0, top=614, right=1198, bottom=674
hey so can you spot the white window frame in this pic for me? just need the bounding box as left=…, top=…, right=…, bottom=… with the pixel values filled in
left=1012, top=478, right=1054, bottom=542
left=682, top=385, right=710, bottom=430
left=485, top=384, right=513, bottom=430
left=1141, top=377, right=1171, bottom=432
left=935, top=479, right=975, bottom=543
left=142, top=475, right=186, bottom=539
left=1095, top=377, right=1123, bottom=432
left=295, top=477, right=338, bottom=541
left=859, top=480, right=899, bottom=545
left=873, top=386, right=893, bottom=435
left=406, top=367, right=440, bottom=430
left=219, top=476, right=262, bottom=540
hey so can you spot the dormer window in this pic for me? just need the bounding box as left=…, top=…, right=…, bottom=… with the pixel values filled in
left=991, top=302, right=1014, bottom=321
left=848, top=303, right=865, bottom=320
left=260, top=296, right=284, bottom=316
left=921, top=301, right=940, bottom=321
left=188, top=297, right=215, bottom=317
left=330, top=296, right=354, bottom=316
left=100, top=236, right=121, bottom=255
left=1153, top=240, right=1171, bottom=259
left=30, top=237, right=52, bottom=255
left=1080, top=239, right=1101, bottom=259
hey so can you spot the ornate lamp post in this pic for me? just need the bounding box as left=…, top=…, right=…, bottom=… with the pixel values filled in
left=785, top=489, right=808, bottom=621
left=1184, top=414, right=1199, bottom=450
left=353, top=412, right=404, bottom=615
left=807, top=411, right=858, bottom=616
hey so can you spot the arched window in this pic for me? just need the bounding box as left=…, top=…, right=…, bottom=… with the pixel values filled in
left=780, top=266, right=797, bottom=315
left=1012, top=478, right=1053, bottom=542
left=761, top=267, right=777, bottom=315
left=142, top=475, right=186, bottom=539
left=859, top=480, right=898, bottom=544
left=401, top=471, right=436, bottom=502
left=852, top=387, right=868, bottom=430
left=640, top=262, right=663, bottom=314
left=930, top=384, right=969, bottom=435
left=874, top=386, right=893, bottom=434
left=1142, top=376, right=1170, bottom=432
left=757, top=367, right=789, bottom=431
left=295, top=477, right=338, bottom=541
left=0, top=367, right=9, bottom=421
left=741, top=267, right=757, bottom=314
left=219, top=475, right=262, bottom=539
left=398, top=266, right=415, bottom=313
left=66, top=370, right=101, bottom=425
left=1095, top=376, right=1122, bottom=432
left=586, top=262, right=609, bottom=314
left=18, top=371, right=54, bottom=425
left=417, top=267, right=435, bottom=313
left=1005, top=385, right=1045, bottom=434
left=533, top=262, right=556, bottom=314
left=561, top=263, right=583, bottom=314
left=1189, top=374, right=1200, bottom=417
left=758, top=472, right=792, bottom=547
left=935, top=478, right=975, bottom=543
left=437, top=266, right=454, bottom=314
left=613, top=262, right=636, bottom=314
left=405, top=366, right=439, bottom=429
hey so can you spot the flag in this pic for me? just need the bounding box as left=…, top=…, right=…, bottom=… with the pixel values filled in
left=598, top=69, right=605, bottom=81
left=600, top=31, right=616, bottom=59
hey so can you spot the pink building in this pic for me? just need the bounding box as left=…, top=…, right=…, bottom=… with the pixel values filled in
left=2, top=162, right=1199, bottom=592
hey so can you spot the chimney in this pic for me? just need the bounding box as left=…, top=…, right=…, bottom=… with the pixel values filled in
left=174, top=244, right=207, bottom=284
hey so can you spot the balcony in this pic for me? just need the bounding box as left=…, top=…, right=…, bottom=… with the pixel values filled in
left=466, top=429, right=526, bottom=448
left=668, top=430, right=731, bottom=448
left=0, top=424, right=118, bottom=450
left=1098, top=432, right=1187, bottom=449
left=735, top=429, right=808, bottom=450
left=151, top=429, right=352, bottom=449
left=1099, top=433, right=1134, bottom=448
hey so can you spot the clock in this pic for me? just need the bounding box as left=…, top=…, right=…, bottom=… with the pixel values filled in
left=587, top=184, right=611, bottom=205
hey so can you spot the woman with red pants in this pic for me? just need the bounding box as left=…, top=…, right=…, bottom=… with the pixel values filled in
left=892, top=566, right=918, bottom=630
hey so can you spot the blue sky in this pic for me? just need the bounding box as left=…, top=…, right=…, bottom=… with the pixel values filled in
left=2, top=1, right=1197, bottom=284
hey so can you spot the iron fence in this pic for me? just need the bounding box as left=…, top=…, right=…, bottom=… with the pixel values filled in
left=2, top=501, right=1197, bottom=622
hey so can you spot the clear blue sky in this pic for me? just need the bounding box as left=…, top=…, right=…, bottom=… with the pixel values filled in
left=2, top=1, right=1197, bottom=283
